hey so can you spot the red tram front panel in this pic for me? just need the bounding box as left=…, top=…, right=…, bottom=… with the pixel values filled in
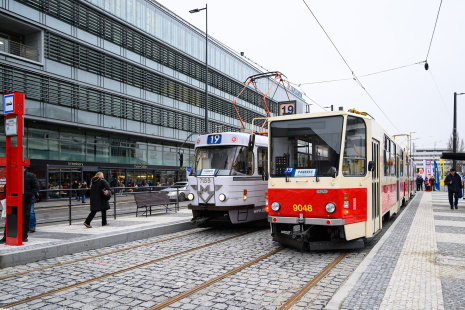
left=268, top=188, right=367, bottom=224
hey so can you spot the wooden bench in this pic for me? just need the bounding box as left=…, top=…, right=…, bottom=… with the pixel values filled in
left=134, top=192, right=177, bottom=217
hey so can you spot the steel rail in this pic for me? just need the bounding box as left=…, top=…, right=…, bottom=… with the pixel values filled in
left=279, top=252, right=348, bottom=310
left=0, top=229, right=209, bottom=281
left=149, top=247, right=285, bottom=310
left=0, top=230, right=260, bottom=308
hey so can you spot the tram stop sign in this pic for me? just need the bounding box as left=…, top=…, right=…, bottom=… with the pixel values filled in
left=3, top=92, right=25, bottom=246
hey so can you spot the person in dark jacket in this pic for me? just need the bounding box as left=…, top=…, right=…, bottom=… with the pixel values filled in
left=72, top=180, right=80, bottom=201
left=416, top=176, right=423, bottom=191
left=1, top=167, right=39, bottom=243
left=430, top=176, right=436, bottom=191
left=444, top=168, right=463, bottom=209
left=83, top=172, right=110, bottom=228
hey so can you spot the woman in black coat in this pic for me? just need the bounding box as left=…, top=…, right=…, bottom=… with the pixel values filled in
left=83, top=172, right=111, bottom=228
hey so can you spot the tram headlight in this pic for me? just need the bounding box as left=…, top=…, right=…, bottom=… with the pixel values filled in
left=325, top=202, right=336, bottom=214
left=187, top=193, right=195, bottom=201
left=271, top=201, right=281, bottom=212
left=218, top=193, right=226, bottom=201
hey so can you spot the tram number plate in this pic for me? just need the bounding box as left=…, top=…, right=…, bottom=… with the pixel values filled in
left=207, top=134, right=222, bottom=144
left=199, top=178, right=213, bottom=184
left=293, top=204, right=312, bottom=212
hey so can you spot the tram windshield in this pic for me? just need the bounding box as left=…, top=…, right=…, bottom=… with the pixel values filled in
left=193, top=146, right=253, bottom=176
left=270, top=116, right=343, bottom=177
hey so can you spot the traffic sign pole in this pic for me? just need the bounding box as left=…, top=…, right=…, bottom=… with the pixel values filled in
left=3, top=92, right=25, bottom=246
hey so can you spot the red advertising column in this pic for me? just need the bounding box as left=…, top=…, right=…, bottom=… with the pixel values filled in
left=3, top=92, right=25, bottom=246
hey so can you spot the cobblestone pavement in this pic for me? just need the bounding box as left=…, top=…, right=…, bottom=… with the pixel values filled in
left=0, top=194, right=423, bottom=310
left=327, top=191, right=465, bottom=310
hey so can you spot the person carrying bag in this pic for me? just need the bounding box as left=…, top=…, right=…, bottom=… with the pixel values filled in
left=83, top=172, right=111, bottom=228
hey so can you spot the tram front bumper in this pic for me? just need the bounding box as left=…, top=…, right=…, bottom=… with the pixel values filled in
left=268, top=216, right=345, bottom=226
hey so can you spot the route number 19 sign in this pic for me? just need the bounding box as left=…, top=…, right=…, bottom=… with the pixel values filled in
left=278, top=101, right=296, bottom=116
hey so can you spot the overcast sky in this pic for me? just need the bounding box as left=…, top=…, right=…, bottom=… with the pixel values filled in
left=157, top=0, right=465, bottom=150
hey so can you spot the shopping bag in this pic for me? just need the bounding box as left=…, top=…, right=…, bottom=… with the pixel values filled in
left=1, top=199, right=6, bottom=219
left=459, top=191, right=463, bottom=199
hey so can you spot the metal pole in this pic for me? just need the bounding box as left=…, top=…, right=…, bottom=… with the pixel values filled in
left=68, top=190, right=72, bottom=225
left=453, top=92, right=457, bottom=170
left=113, top=188, right=116, bottom=220
left=204, top=4, right=209, bottom=134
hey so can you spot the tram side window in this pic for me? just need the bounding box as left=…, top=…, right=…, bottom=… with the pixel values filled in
left=400, top=151, right=404, bottom=177
left=391, top=142, right=396, bottom=176
left=384, top=135, right=390, bottom=176
left=231, top=147, right=254, bottom=175
left=342, top=116, right=366, bottom=176
left=257, top=147, right=268, bottom=175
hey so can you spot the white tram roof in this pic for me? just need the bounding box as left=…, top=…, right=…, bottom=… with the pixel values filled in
left=268, top=110, right=372, bottom=123
left=195, top=132, right=268, bottom=148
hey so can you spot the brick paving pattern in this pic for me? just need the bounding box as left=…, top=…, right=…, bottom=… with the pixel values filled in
left=340, top=192, right=423, bottom=310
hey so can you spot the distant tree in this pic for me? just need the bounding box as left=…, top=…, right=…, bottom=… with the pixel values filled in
left=447, top=132, right=465, bottom=172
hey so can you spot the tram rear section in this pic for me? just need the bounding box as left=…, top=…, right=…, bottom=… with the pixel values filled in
left=266, top=110, right=416, bottom=250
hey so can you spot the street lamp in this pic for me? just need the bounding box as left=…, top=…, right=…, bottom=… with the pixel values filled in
left=189, top=5, right=209, bottom=134
left=324, top=105, right=334, bottom=111
left=453, top=92, right=465, bottom=170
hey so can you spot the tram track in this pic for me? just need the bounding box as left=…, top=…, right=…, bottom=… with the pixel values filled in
left=0, top=229, right=209, bottom=281
left=0, top=229, right=262, bottom=309
left=145, top=250, right=348, bottom=310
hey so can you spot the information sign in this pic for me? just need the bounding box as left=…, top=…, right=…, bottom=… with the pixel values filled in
left=278, top=101, right=296, bottom=116
left=5, top=117, right=18, bottom=136
left=3, top=94, right=14, bottom=114
left=200, top=169, right=216, bottom=176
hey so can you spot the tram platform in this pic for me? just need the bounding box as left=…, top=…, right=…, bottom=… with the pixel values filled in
left=0, top=207, right=194, bottom=268
left=326, top=191, right=465, bottom=309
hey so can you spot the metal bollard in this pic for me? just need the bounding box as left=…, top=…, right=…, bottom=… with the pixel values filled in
left=176, top=188, right=179, bottom=213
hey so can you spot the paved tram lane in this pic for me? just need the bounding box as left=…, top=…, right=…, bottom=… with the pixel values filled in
left=0, top=193, right=421, bottom=310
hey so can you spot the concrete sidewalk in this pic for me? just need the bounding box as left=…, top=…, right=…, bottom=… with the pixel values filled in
left=326, top=191, right=465, bottom=309
left=0, top=208, right=194, bottom=268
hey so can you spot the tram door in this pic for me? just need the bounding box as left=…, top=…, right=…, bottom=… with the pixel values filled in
left=396, top=154, right=400, bottom=210
left=372, top=140, right=381, bottom=233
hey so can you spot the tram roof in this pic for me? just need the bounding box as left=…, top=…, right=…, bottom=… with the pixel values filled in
left=268, top=111, right=373, bottom=123
left=195, top=131, right=268, bottom=148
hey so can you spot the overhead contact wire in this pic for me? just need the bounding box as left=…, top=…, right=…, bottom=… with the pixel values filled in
left=301, top=0, right=401, bottom=133
left=425, top=0, right=443, bottom=61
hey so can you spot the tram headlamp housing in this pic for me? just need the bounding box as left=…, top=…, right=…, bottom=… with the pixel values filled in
left=218, top=193, right=226, bottom=201
left=187, top=193, right=194, bottom=201
left=271, top=201, right=281, bottom=212
left=325, top=202, right=336, bottom=214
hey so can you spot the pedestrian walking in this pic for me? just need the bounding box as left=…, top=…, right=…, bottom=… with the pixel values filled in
left=0, top=167, right=39, bottom=243
left=430, top=176, right=436, bottom=191
left=83, top=172, right=111, bottom=228
left=444, top=168, right=463, bottom=210
left=72, top=180, right=79, bottom=201
left=81, top=181, right=87, bottom=203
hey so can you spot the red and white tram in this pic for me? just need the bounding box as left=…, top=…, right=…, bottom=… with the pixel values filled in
left=266, top=110, right=416, bottom=250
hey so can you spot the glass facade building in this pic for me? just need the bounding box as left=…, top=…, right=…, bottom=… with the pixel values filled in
left=0, top=0, right=306, bottom=191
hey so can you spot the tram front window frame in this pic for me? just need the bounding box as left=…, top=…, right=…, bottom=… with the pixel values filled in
left=270, top=116, right=344, bottom=178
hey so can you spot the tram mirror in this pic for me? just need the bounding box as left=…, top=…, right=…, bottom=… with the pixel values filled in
left=330, top=167, right=337, bottom=178
left=248, top=134, right=255, bottom=152
left=368, top=161, right=375, bottom=172
left=262, top=170, right=269, bottom=181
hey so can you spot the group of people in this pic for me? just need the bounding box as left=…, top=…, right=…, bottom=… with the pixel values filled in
left=1, top=170, right=112, bottom=244
left=48, top=181, right=88, bottom=202
left=415, top=175, right=436, bottom=191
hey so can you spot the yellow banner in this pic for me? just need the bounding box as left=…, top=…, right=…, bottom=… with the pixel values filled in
left=439, top=158, right=445, bottom=186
